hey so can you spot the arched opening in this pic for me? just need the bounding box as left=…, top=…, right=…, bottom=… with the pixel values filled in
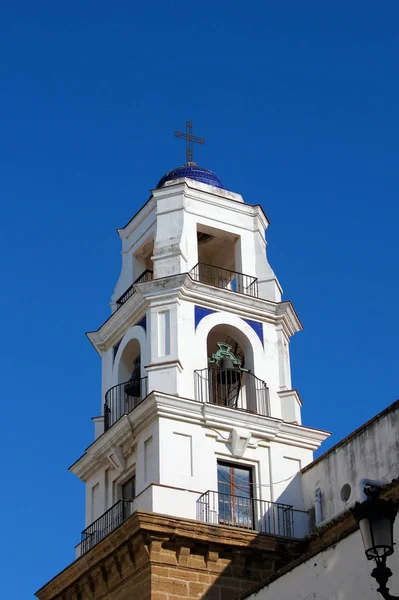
left=191, top=225, right=258, bottom=297
left=118, top=338, right=141, bottom=383
left=206, top=324, right=251, bottom=371
left=195, top=324, right=269, bottom=415
left=105, top=338, right=148, bottom=430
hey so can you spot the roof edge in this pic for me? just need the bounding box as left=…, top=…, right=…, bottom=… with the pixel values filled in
left=302, top=398, right=399, bottom=474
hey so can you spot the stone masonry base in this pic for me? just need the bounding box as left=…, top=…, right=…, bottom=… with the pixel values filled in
left=35, top=511, right=304, bottom=600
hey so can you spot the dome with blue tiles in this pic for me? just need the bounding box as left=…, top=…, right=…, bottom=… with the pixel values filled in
left=156, top=163, right=224, bottom=190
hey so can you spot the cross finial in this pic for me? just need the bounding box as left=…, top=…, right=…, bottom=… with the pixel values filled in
left=174, top=121, right=205, bottom=165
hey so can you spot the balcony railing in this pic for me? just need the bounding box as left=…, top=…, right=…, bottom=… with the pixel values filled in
left=197, top=491, right=297, bottom=537
left=81, top=500, right=133, bottom=555
left=116, top=269, right=153, bottom=308
left=194, top=367, right=270, bottom=416
left=189, top=263, right=258, bottom=297
left=104, top=377, right=148, bottom=431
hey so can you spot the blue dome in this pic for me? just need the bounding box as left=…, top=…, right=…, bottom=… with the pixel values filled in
left=156, top=164, right=224, bottom=189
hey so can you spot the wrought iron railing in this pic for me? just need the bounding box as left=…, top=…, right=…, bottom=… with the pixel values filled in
left=197, top=491, right=296, bottom=537
left=81, top=500, right=133, bottom=555
left=189, top=263, right=258, bottom=297
left=116, top=269, right=153, bottom=308
left=104, top=376, right=148, bottom=431
left=194, top=367, right=270, bottom=416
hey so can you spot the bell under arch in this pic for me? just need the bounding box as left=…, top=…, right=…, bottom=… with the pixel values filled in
left=202, top=324, right=265, bottom=414
left=206, top=323, right=254, bottom=374
left=118, top=338, right=141, bottom=384
left=104, top=336, right=148, bottom=431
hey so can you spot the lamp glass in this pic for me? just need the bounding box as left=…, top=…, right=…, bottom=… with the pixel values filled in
left=359, top=515, right=394, bottom=560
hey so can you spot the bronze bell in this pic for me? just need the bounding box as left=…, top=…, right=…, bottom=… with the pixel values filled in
left=218, top=357, right=241, bottom=385
left=124, top=360, right=141, bottom=397
left=124, top=377, right=141, bottom=397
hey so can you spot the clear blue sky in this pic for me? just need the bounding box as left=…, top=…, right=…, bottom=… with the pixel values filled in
left=1, top=1, right=398, bottom=597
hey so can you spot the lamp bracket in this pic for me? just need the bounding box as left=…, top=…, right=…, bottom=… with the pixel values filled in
left=371, top=559, right=399, bottom=600
left=364, top=484, right=382, bottom=499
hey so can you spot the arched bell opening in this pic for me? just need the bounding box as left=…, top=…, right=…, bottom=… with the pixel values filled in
left=206, top=324, right=252, bottom=369
left=194, top=324, right=269, bottom=416
left=118, top=338, right=141, bottom=383
left=105, top=339, right=148, bottom=431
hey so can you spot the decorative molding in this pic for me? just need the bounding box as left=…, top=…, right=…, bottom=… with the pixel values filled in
left=195, top=307, right=264, bottom=347
left=144, top=359, right=183, bottom=372
left=278, top=389, right=303, bottom=407
left=70, top=392, right=330, bottom=482
left=105, top=446, right=125, bottom=474
left=87, top=272, right=302, bottom=354
left=229, top=428, right=252, bottom=458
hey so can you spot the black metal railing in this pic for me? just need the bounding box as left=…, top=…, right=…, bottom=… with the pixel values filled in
left=104, top=376, right=148, bottom=431
left=197, top=491, right=295, bottom=537
left=194, top=367, right=270, bottom=416
left=189, top=263, right=258, bottom=297
left=81, top=500, right=133, bottom=555
left=116, top=269, right=153, bottom=308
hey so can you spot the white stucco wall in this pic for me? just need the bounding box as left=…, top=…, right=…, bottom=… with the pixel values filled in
left=78, top=390, right=321, bottom=532
left=301, top=403, right=399, bottom=524
left=245, top=522, right=399, bottom=600
left=83, top=418, right=159, bottom=526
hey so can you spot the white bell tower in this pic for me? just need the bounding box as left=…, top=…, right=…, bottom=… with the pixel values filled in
left=70, top=159, right=329, bottom=556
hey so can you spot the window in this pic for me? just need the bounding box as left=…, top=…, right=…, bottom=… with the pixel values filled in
left=122, top=475, right=136, bottom=501
left=217, top=462, right=254, bottom=529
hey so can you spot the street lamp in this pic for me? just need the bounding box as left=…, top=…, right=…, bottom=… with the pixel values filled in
left=352, top=486, right=398, bottom=600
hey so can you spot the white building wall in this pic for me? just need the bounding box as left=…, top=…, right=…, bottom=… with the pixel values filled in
left=301, top=404, right=399, bottom=524
left=245, top=523, right=399, bottom=600
left=85, top=469, right=108, bottom=527
left=158, top=415, right=314, bottom=513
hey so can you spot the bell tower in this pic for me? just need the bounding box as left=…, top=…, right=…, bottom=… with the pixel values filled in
left=35, top=139, right=333, bottom=600
left=67, top=157, right=329, bottom=563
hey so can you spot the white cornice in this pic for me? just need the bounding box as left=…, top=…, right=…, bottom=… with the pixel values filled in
left=183, top=189, right=257, bottom=221
left=116, top=180, right=270, bottom=247
left=117, top=196, right=156, bottom=239
left=158, top=179, right=270, bottom=225
left=87, top=273, right=302, bottom=354
left=278, top=389, right=303, bottom=407
left=153, top=180, right=271, bottom=230
left=70, top=392, right=330, bottom=482
left=177, top=277, right=302, bottom=338
left=153, top=179, right=244, bottom=203
left=86, top=290, right=147, bottom=354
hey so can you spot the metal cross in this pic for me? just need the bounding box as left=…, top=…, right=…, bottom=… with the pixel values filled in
left=174, top=121, right=205, bottom=165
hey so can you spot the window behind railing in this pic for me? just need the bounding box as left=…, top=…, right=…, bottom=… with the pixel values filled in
left=197, top=490, right=295, bottom=537
left=218, top=462, right=254, bottom=528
